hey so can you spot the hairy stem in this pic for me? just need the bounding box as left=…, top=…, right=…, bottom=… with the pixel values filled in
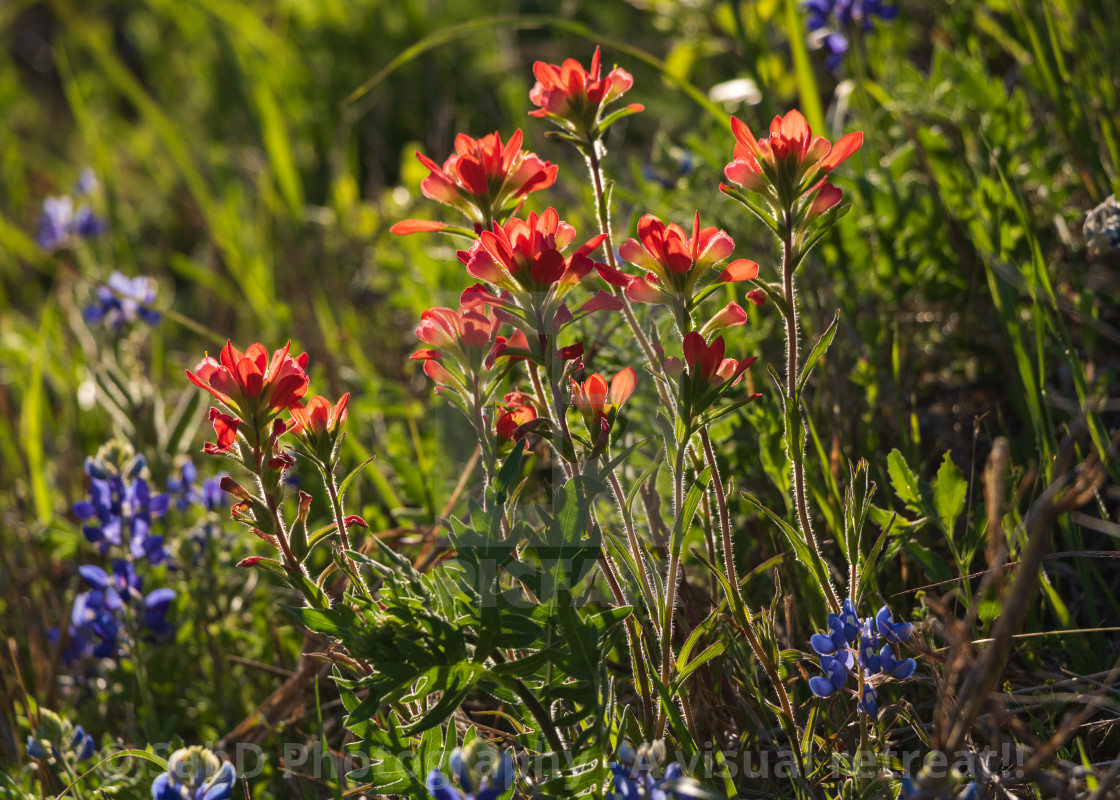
left=781, top=220, right=841, bottom=613
left=700, top=426, right=797, bottom=730
left=324, top=466, right=366, bottom=595
left=656, top=442, right=693, bottom=739
left=585, top=145, right=675, bottom=413
left=607, top=470, right=659, bottom=629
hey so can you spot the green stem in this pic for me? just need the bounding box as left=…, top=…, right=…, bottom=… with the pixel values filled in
left=781, top=218, right=841, bottom=613
left=699, top=426, right=798, bottom=732
left=323, top=464, right=367, bottom=596
left=656, top=442, right=689, bottom=739
left=584, top=143, right=675, bottom=414
left=607, top=470, right=659, bottom=628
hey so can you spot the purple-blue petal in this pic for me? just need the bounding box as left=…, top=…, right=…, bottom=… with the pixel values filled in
left=809, top=676, right=837, bottom=697
left=810, top=633, right=838, bottom=654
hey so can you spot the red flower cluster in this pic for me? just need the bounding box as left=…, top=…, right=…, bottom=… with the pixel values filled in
left=187, top=341, right=309, bottom=415
left=410, top=305, right=525, bottom=389
left=496, top=393, right=537, bottom=442
left=392, top=130, right=557, bottom=232
left=600, top=212, right=758, bottom=306
left=723, top=110, right=861, bottom=207
left=290, top=393, right=350, bottom=437
left=459, top=208, right=606, bottom=297
left=677, top=332, right=756, bottom=389
left=187, top=341, right=350, bottom=458
left=571, top=367, right=636, bottom=432
left=186, top=341, right=310, bottom=453
left=528, top=46, right=642, bottom=135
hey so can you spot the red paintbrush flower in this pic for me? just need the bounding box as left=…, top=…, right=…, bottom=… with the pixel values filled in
left=203, top=408, right=241, bottom=454
left=682, top=332, right=756, bottom=390
left=410, top=305, right=523, bottom=390
left=186, top=341, right=309, bottom=425
left=528, top=46, right=643, bottom=136
left=459, top=208, right=606, bottom=297
left=599, top=212, right=757, bottom=306
left=496, top=402, right=537, bottom=442
left=723, top=110, right=862, bottom=204
left=393, top=130, right=558, bottom=231
left=289, top=393, right=350, bottom=437
left=570, top=367, right=636, bottom=431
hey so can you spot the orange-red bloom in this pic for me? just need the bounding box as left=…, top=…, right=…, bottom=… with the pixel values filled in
left=396, top=130, right=558, bottom=230
left=528, top=46, right=642, bottom=134
left=186, top=341, right=309, bottom=422
left=681, top=332, right=756, bottom=389
left=723, top=110, right=862, bottom=201
left=600, top=212, right=757, bottom=305
left=410, top=305, right=525, bottom=388
left=204, top=408, right=240, bottom=454
left=290, top=393, right=350, bottom=437
left=459, top=208, right=606, bottom=297
left=496, top=402, right=536, bottom=441
left=571, top=367, right=636, bottom=430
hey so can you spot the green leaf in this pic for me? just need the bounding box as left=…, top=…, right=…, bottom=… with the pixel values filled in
left=932, top=451, right=967, bottom=541
left=282, top=604, right=359, bottom=638
left=741, top=491, right=829, bottom=604
left=338, top=455, right=378, bottom=498
left=797, top=311, right=839, bottom=395
left=673, top=640, right=727, bottom=686
left=719, top=184, right=781, bottom=235
left=494, top=438, right=526, bottom=492
left=594, top=103, right=644, bottom=136
left=671, top=466, right=712, bottom=553
left=886, top=449, right=928, bottom=511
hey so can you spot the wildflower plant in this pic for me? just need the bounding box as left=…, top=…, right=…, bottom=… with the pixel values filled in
left=177, top=42, right=940, bottom=798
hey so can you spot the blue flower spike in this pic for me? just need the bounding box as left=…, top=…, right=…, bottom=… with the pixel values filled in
left=800, top=0, right=898, bottom=70
left=857, top=682, right=879, bottom=717
left=858, top=619, right=881, bottom=674
left=808, top=600, right=917, bottom=717
left=880, top=644, right=917, bottom=680
left=25, top=710, right=95, bottom=765
left=810, top=613, right=848, bottom=655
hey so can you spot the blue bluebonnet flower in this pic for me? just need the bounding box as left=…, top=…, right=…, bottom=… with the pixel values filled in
left=808, top=602, right=917, bottom=716
left=76, top=167, right=99, bottom=196
left=35, top=188, right=107, bottom=251
left=152, top=747, right=236, bottom=800
left=609, top=760, right=682, bottom=799
left=61, top=562, right=177, bottom=663
left=84, top=271, right=161, bottom=328
left=167, top=459, right=201, bottom=511
left=803, top=0, right=898, bottom=69
left=73, top=452, right=170, bottom=564
left=167, top=460, right=229, bottom=515
left=143, top=588, right=177, bottom=638
left=427, top=742, right=514, bottom=800
left=26, top=710, right=96, bottom=764
left=200, top=476, right=226, bottom=511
